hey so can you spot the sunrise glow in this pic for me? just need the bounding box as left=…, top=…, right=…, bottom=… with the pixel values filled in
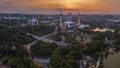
left=0, top=0, right=120, bottom=14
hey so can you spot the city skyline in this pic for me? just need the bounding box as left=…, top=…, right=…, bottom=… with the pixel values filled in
left=0, top=0, right=120, bottom=14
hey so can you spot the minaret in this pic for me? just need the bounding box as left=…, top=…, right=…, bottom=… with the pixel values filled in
left=78, top=12, right=81, bottom=25
left=60, top=11, right=63, bottom=28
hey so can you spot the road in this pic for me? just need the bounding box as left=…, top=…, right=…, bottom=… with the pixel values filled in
left=24, top=27, right=69, bottom=68
left=24, top=40, right=38, bottom=52
left=24, top=40, right=50, bottom=68
left=42, top=26, right=58, bottom=38
left=25, top=26, right=69, bottom=46
left=26, top=32, right=69, bottom=46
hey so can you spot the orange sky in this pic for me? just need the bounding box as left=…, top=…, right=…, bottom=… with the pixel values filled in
left=0, top=0, right=120, bottom=14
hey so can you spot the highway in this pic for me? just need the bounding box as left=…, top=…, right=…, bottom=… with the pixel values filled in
left=26, top=26, right=69, bottom=46
left=27, top=32, right=69, bottom=46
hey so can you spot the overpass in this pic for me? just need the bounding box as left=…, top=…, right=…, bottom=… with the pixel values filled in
left=26, top=32, right=69, bottom=46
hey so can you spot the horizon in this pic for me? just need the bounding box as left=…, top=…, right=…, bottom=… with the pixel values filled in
left=1, top=12, right=120, bottom=15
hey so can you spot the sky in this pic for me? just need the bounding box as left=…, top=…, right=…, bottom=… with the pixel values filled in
left=0, top=0, right=120, bottom=14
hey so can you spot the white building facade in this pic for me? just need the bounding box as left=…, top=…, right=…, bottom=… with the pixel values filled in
left=59, top=11, right=89, bottom=29
left=28, top=18, right=38, bottom=26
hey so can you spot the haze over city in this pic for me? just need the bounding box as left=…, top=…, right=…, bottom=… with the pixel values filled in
left=0, top=0, right=120, bottom=14
left=1, top=0, right=120, bottom=68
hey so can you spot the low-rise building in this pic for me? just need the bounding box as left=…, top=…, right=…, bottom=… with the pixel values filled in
left=28, top=18, right=38, bottom=26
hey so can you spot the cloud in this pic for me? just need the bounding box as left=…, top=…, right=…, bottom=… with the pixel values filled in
left=0, top=4, right=15, bottom=8
left=0, top=1, right=15, bottom=9
left=3, top=2, right=15, bottom=5
left=0, top=0, right=120, bottom=14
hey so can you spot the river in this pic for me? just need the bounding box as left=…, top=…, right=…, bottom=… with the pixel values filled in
left=103, top=52, right=120, bottom=68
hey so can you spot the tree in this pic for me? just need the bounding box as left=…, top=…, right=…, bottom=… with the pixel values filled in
left=50, top=45, right=83, bottom=68
left=31, top=41, right=58, bottom=58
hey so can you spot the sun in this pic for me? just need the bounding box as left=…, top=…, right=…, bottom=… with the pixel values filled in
left=61, top=0, right=98, bottom=9
left=62, top=0, right=79, bottom=7
left=61, top=0, right=97, bottom=9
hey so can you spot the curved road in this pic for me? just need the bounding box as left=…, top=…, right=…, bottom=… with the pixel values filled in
left=24, top=27, right=69, bottom=68
left=26, top=32, right=69, bottom=46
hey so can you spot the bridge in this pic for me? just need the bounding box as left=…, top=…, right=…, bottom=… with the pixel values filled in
left=26, top=32, right=69, bottom=46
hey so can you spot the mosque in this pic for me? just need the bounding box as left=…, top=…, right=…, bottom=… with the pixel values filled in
left=59, top=10, right=89, bottom=31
